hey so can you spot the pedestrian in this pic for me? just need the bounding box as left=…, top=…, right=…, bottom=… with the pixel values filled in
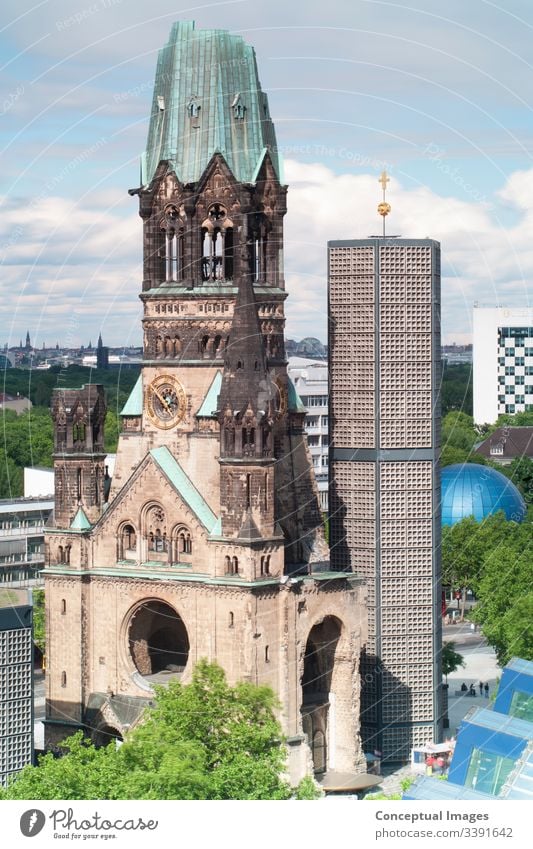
left=479, top=681, right=483, bottom=695
left=484, top=682, right=489, bottom=697
left=469, top=684, right=476, bottom=696
left=426, top=755, right=435, bottom=776
left=436, top=755, right=445, bottom=775
left=460, top=682, right=467, bottom=692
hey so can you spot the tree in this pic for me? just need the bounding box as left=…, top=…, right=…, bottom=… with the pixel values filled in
left=441, top=641, right=465, bottom=682
left=472, top=533, right=533, bottom=665
left=0, top=661, right=308, bottom=801
left=441, top=512, right=512, bottom=619
left=507, top=456, right=533, bottom=505
left=32, top=589, right=45, bottom=654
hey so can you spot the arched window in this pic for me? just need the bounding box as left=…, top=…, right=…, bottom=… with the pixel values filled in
left=58, top=545, right=64, bottom=564
left=228, top=611, right=234, bottom=628
left=65, top=545, right=71, bottom=565
left=224, top=555, right=231, bottom=574
left=232, top=556, right=239, bottom=575
left=61, top=599, right=66, bottom=615
left=201, top=205, right=233, bottom=281
left=145, top=505, right=167, bottom=554
left=265, top=645, right=270, bottom=663
left=163, top=205, right=185, bottom=282
left=61, top=671, right=67, bottom=688
left=120, top=524, right=137, bottom=559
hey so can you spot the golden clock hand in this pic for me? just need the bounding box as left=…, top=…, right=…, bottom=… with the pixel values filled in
left=152, top=386, right=171, bottom=409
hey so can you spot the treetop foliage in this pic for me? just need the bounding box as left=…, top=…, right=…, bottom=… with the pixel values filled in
left=0, top=660, right=318, bottom=801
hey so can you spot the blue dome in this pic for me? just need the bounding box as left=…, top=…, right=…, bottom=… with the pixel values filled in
left=441, top=464, right=527, bottom=526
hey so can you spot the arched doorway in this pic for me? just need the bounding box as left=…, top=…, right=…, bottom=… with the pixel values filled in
left=301, top=616, right=342, bottom=775
left=92, top=725, right=123, bottom=749
left=128, top=600, right=189, bottom=683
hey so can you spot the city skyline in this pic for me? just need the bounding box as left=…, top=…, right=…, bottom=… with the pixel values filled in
left=1, top=1, right=533, bottom=347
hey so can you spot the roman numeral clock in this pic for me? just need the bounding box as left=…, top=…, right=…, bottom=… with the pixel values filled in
left=146, top=374, right=187, bottom=429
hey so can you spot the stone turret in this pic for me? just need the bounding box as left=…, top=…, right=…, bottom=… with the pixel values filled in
left=51, top=384, right=106, bottom=526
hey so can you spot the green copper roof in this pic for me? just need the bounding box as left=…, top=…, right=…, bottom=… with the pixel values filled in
left=150, top=446, right=218, bottom=531
left=196, top=370, right=222, bottom=417
left=142, top=21, right=281, bottom=186
left=70, top=506, right=92, bottom=531
left=288, top=377, right=306, bottom=413
left=120, top=375, right=143, bottom=416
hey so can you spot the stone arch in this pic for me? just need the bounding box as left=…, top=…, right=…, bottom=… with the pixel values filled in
left=171, top=523, right=192, bottom=561
left=141, top=502, right=168, bottom=558
left=126, top=598, right=190, bottom=682
left=301, top=615, right=344, bottom=775
left=92, top=723, right=123, bottom=749
left=118, top=521, right=137, bottom=560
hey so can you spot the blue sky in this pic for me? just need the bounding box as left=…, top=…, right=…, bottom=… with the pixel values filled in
left=1, top=0, right=533, bottom=346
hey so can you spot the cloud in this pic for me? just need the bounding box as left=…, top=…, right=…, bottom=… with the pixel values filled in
left=283, top=158, right=532, bottom=344
left=1, top=157, right=533, bottom=347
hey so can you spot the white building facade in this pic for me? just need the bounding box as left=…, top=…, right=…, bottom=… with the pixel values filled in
left=473, top=306, right=533, bottom=425
left=287, top=357, right=329, bottom=512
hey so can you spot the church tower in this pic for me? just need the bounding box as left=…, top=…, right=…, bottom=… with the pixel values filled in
left=44, top=21, right=366, bottom=782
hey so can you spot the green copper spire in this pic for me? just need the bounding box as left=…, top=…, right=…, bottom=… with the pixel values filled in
left=142, top=21, right=281, bottom=186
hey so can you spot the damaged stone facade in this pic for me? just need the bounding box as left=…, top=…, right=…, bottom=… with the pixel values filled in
left=44, top=21, right=366, bottom=783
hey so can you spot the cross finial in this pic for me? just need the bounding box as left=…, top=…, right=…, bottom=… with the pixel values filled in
left=377, top=170, right=391, bottom=236
left=379, top=170, right=390, bottom=193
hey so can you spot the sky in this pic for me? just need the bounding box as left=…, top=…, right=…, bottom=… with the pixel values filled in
left=1, top=0, right=533, bottom=347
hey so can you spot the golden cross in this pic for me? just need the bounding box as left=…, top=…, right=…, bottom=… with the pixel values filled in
left=379, top=170, right=390, bottom=194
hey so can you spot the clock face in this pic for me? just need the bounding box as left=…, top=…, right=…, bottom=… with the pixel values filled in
left=146, top=375, right=187, bottom=429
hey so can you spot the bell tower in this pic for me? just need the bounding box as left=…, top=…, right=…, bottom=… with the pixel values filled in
left=44, top=22, right=366, bottom=783
left=51, top=384, right=106, bottom=527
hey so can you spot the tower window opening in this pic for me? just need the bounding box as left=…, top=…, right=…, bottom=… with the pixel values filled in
left=225, top=556, right=239, bottom=575
left=265, top=645, right=270, bottom=663
left=243, top=428, right=255, bottom=457
left=229, top=611, right=234, bottom=628
left=61, top=671, right=67, bottom=688
left=61, top=599, right=66, bottom=615
left=77, top=468, right=82, bottom=502
left=201, top=206, right=233, bottom=281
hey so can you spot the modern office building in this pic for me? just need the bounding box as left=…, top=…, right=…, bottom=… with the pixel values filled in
left=0, top=588, right=33, bottom=786
left=328, top=237, right=442, bottom=761
left=473, top=306, right=533, bottom=425
left=0, top=497, right=53, bottom=586
left=287, top=357, right=329, bottom=511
